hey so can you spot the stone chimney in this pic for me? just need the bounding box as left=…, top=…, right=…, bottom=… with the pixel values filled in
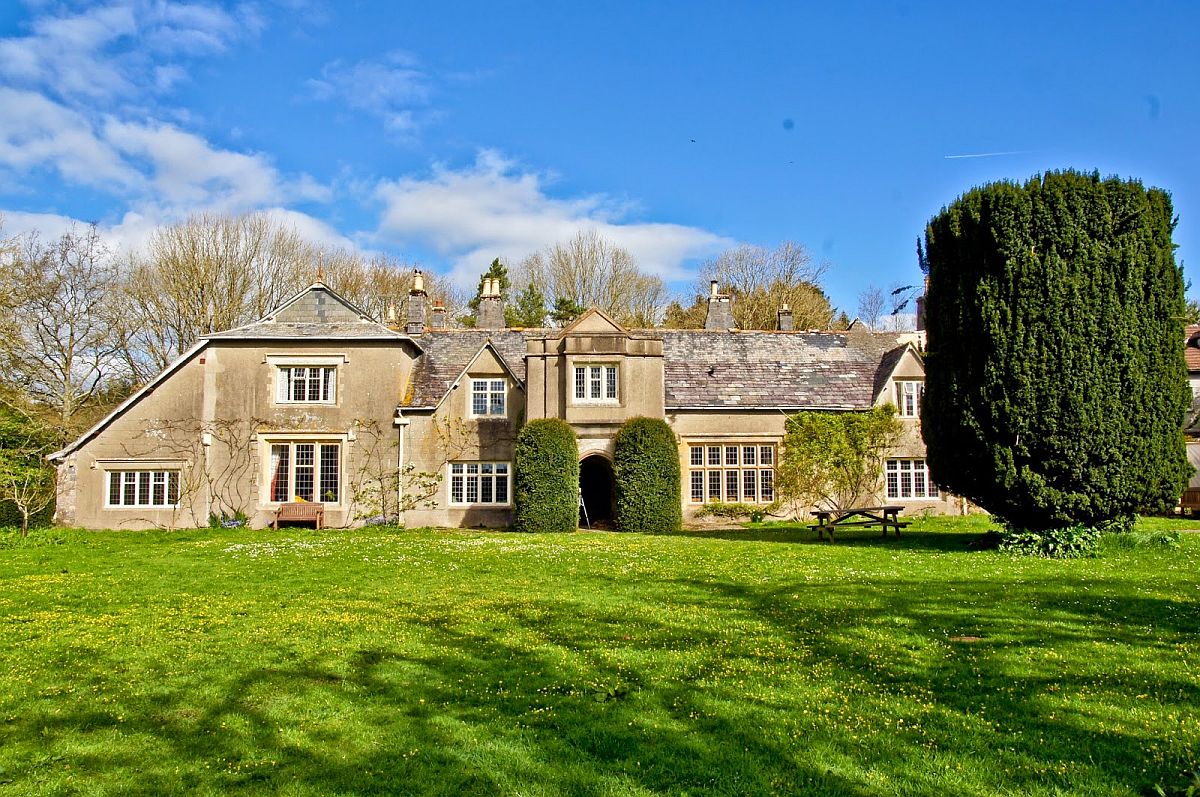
left=406, top=269, right=427, bottom=335
left=431, top=300, right=447, bottom=330
left=477, top=277, right=506, bottom=330
left=914, top=276, right=929, bottom=331
left=704, top=280, right=735, bottom=330
left=777, top=303, right=794, bottom=331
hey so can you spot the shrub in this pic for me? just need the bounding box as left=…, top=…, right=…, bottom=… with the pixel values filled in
left=999, top=525, right=1102, bottom=558
left=613, top=417, right=681, bottom=534
left=513, top=419, right=579, bottom=533
left=693, top=502, right=757, bottom=519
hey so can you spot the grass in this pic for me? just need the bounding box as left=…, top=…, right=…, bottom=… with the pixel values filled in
left=0, top=516, right=1198, bottom=796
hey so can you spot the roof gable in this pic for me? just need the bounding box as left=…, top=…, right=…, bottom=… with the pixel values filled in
left=269, top=281, right=373, bottom=323
left=559, top=307, right=627, bottom=336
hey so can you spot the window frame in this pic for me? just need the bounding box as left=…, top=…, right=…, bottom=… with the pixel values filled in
left=572, top=363, right=620, bottom=404
left=275, top=365, right=338, bottom=405
left=448, top=461, right=512, bottom=507
left=469, top=378, right=508, bottom=418
left=895, top=380, right=924, bottom=418
left=687, top=442, right=777, bottom=504
left=262, top=437, right=344, bottom=505
left=885, top=458, right=940, bottom=500
left=104, top=468, right=181, bottom=509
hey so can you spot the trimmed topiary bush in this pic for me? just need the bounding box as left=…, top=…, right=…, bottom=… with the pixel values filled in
left=513, top=419, right=579, bottom=533
left=613, top=417, right=681, bottom=533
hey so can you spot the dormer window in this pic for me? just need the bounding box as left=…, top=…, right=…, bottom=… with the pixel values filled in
left=470, top=379, right=507, bottom=417
left=895, top=380, right=923, bottom=418
left=574, top=364, right=618, bottom=403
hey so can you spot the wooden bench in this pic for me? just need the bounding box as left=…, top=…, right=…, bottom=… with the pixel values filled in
left=809, top=505, right=908, bottom=541
left=1180, top=488, right=1200, bottom=515
left=272, top=502, right=324, bottom=530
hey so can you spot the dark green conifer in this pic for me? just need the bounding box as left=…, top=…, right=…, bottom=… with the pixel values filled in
left=922, top=170, right=1190, bottom=530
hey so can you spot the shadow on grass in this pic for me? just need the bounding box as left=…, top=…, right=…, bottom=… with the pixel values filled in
left=8, top=550, right=1199, bottom=795
left=664, top=525, right=985, bottom=553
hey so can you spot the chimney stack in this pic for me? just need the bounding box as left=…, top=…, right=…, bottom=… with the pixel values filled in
left=431, top=300, right=447, bottom=330
left=406, top=269, right=427, bottom=335
left=704, top=281, right=735, bottom=330
left=477, top=275, right=505, bottom=329
left=915, top=276, right=929, bottom=332
left=777, top=302, right=794, bottom=331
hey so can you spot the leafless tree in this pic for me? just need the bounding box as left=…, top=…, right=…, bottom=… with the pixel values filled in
left=1, top=225, right=129, bottom=439
left=857, top=285, right=886, bottom=329
left=515, top=230, right=667, bottom=327
left=123, top=213, right=317, bottom=377
left=694, top=242, right=835, bottom=330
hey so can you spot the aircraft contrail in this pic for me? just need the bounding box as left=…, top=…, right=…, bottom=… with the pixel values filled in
left=944, top=150, right=1032, bottom=159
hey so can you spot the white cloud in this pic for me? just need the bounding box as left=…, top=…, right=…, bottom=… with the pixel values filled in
left=373, top=150, right=732, bottom=286
left=0, top=1, right=254, bottom=102
left=307, top=50, right=436, bottom=137
left=0, top=88, right=139, bottom=188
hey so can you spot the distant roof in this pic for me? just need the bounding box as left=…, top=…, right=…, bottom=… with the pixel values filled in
left=402, top=326, right=911, bottom=411
left=661, top=330, right=904, bottom=410
left=1186, top=325, right=1200, bottom=372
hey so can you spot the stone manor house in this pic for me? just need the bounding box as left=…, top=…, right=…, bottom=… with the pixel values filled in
left=50, top=274, right=952, bottom=530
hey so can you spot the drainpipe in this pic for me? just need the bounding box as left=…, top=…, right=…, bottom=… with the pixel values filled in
left=394, top=410, right=410, bottom=525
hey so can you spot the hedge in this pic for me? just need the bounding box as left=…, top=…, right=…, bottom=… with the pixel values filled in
left=613, top=417, right=681, bottom=533
left=513, top=419, right=579, bottom=533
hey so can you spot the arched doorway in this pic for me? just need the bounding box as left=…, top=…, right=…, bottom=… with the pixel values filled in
left=579, top=455, right=615, bottom=528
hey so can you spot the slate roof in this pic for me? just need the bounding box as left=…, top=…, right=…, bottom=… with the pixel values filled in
left=660, top=330, right=904, bottom=410
left=203, top=321, right=414, bottom=341
left=404, top=330, right=534, bottom=408
left=401, top=328, right=909, bottom=411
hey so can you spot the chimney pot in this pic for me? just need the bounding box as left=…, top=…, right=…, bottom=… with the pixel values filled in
left=710, top=280, right=720, bottom=298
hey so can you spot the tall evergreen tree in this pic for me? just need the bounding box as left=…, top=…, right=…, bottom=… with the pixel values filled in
left=922, top=170, right=1190, bottom=530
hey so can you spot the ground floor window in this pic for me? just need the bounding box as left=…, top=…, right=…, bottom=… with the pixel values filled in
left=106, top=470, right=180, bottom=508
left=269, top=442, right=341, bottom=503
left=886, top=459, right=939, bottom=499
left=449, top=462, right=511, bottom=505
left=687, top=443, right=775, bottom=503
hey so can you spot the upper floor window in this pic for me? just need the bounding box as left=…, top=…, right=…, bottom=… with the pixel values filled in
left=895, top=380, right=923, bottom=417
left=471, top=379, right=507, bottom=417
left=574, top=364, right=619, bottom=402
left=277, top=366, right=336, bottom=404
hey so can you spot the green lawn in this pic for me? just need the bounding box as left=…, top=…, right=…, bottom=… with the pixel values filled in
left=1, top=517, right=1198, bottom=796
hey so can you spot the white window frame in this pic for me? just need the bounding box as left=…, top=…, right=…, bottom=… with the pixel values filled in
left=687, top=443, right=776, bottom=504
left=261, top=436, right=344, bottom=505
left=104, top=469, right=181, bottom=509
left=470, top=378, right=508, bottom=418
left=448, top=462, right=512, bottom=506
left=267, top=354, right=347, bottom=407
left=885, top=458, right=940, bottom=500
left=895, top=380, right=924, bottom=418
left=573, top=363, right=619, bottom=403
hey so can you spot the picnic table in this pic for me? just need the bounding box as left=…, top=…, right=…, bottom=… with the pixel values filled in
left=272, top=502, right=324, bottom=530
left=809, top=505, right=908, bottom=541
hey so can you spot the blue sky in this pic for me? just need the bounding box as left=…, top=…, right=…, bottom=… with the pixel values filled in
left=1, top=1, right=1197, bottom=315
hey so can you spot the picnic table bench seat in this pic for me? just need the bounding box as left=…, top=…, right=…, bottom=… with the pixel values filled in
left=272, top=502, right=324, bottom=530
left=808, top=505, right=908, bottom=541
